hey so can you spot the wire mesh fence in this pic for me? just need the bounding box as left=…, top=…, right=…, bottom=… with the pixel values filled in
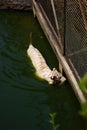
left=36, top=0, right=87, bottom=79
left=65, top=0, right=87, bottom=78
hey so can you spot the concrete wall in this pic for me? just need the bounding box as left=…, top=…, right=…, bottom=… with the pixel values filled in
left=0, top=0, right=32, bottom=10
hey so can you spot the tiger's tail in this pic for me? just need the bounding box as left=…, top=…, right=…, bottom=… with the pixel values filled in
left=29, top=32, right=32, bottom=45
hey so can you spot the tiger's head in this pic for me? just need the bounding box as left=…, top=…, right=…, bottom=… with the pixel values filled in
left=49, top=68, right=66, bottom=85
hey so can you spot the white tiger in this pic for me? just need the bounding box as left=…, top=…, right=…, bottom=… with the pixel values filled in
left=27, top=44, right=66, bottom=85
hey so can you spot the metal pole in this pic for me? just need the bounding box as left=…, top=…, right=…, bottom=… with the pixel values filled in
left=50, top=0, right=63, bottom=54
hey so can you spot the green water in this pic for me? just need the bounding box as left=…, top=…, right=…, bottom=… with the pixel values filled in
left=0, top=10, right=86, bottom=130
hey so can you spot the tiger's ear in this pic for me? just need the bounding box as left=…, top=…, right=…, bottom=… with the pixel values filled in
left=53, top=68, right=56, bottom=71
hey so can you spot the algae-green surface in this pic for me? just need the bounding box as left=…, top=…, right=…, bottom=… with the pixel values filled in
left=0, top=10, right=86, bottom=130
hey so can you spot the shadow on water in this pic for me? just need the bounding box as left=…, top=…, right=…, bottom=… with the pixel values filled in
left=0, top=10, right=87, bottom=130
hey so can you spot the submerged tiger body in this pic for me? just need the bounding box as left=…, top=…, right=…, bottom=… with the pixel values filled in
left=27, top=44, right=66, bottom=85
